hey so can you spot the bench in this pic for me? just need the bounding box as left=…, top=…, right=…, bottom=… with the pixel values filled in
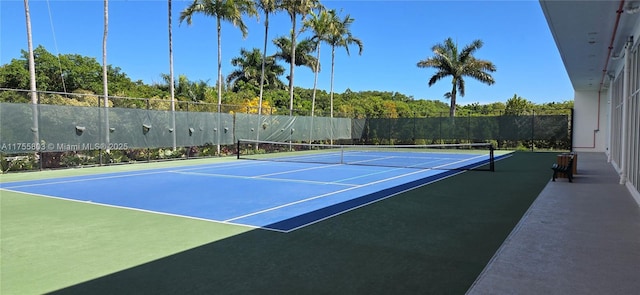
left=551, top=155, right=574, bottom=182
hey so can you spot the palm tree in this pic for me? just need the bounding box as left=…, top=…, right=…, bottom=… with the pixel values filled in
left=303, top=8, right=333, bottom=118
left=226, top=47, right=285, bottom=92
left=417, top=38, right=496, bottom=117
left=327, top=12, right=362, bottom=117
left=326, top=11, right=362, bottom=143
left=272, top=36, right=318, bottom=115
left=279, top=0, right=321, bottom=116
left=179, top=0, right=257, bottom=113
left=23, top=0, right=39, bottom=147
left=180, top=0, right=256, bottom=154
left=255, top=0, right=281, bottom=116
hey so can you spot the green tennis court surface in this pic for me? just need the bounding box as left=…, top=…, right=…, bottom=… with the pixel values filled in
left=1, top=152, right=558, bottom=294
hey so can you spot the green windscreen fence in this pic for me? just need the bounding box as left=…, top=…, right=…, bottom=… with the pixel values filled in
left=0, top=103, right=570, bottom=154
left=0, top=103, right=353, bottom=153
left=0, top=103, right=235, bottom=152
left=354, top=115, right=570, bottom=148
left=234, top=113, right=352, bottom=143
left=1, top=103, right=40, bottom=150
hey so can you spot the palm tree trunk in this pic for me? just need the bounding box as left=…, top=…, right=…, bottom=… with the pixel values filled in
left=310, top=43, right=320, bottom=143
left=24, top=0, right=39, bottom=165
left=103, top=0, right=110, bottom=153
left=329, top=45, right=336, bottom=144
left=258, top=13, right=269, bottom=116
left=449, top=83, right=457, bottom=117
left=311, top=45, right=320, bottom=116
left=216, top=17, right=223, bottom=112
left=257, top=12, right=269, bottom=147
left=168, top=0, right=176, bottom=150
left=288, top=13, right=296, bottom=116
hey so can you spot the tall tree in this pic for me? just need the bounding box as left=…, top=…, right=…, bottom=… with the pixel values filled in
left=303, top=8, right=333, bottom=118
left=0, top=46, right=140, bottom=98
left=180, top=0, right=256, bottom=154
left=255, top=0, right=281, bottom=116
left=279, top=0, right=321, bottom=116
left=326, top=11, right=363, bottom=121
left=226, top=47, right=285, bottom=92
left=179, top=0, right=257, bottom=113
left=23, top=0, right=39, bottom=147
left=417, top=38, right=496, bottom=117
left=272, top=36, right=319, bottom=114
left=504, top=94, right=534, bottom=115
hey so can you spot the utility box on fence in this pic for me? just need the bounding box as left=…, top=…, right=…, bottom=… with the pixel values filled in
left=556, top=152, right=577, bottom=178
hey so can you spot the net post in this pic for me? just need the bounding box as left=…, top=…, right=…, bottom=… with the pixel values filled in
left=490, top=144, right=495, bottom=172
left=236, top=140, right=240, bottom=159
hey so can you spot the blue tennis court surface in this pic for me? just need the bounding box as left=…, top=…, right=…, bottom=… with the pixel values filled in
left=0, top=152, right=510, bottom=232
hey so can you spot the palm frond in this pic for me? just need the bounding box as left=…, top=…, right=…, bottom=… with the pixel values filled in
left=272, top=36, right=319, bottom=71
left=427, top=70, right=450, bottom=86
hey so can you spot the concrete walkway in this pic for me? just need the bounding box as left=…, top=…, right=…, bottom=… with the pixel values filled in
left=467, top=152, right=640, bottom=294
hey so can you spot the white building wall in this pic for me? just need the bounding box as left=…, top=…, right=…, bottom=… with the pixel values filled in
left=573, top=90, right=608, bottom=152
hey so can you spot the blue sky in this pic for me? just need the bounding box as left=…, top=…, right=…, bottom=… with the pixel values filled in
left=1, top=0, right=574, bottom=105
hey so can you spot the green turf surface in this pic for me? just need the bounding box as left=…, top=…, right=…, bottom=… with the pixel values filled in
left=1, top=152, right=558, bottom=294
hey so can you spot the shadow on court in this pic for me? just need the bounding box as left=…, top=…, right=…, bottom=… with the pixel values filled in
left=49, top=152, right=558, bottom=295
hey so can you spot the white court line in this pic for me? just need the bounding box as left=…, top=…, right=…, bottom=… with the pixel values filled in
left=251, top=163, right=343, bottom=178
left=266, top=151, right=343, bottom=162
left=169, top=160, right=269, bottom=172
left=171, top=171, right=357, bottom=187
left=2, top=170, right=172, bottom=189
left=347, top=153, right=474, bottom=166
left=332, top=165, right=425, bottom=183
left=348, top=155, right=398, bottom=164
left=1, top=160, right=272, bottom=189
left=223, top=154, right=487, bottom=223
left=0, top=187, right=269, bottom=231
left=223, top=169, right=431, bottom=222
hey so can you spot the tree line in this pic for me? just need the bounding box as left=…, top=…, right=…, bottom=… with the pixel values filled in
left=0, top=46, right=572, bottom=118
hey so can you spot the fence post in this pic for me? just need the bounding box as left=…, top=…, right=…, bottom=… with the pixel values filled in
left=98, top=96, right=103, bottom=166
left=413, top=112, right=417, bottom=144
left=388, top=116, right=392, bottom=144
left=439, top=113, right=442, bottom=144
left=531, top=110, right=535, bottom=151
left=497, top=110, right=502, bottom=149
left=468, top=112, right=471, bottom=143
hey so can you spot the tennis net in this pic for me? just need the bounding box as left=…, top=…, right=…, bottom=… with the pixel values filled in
left=236, top=139, right=495, bottom=171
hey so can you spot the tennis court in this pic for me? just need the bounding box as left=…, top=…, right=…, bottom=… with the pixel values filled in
left=1, top=143, right=510, bottom=232
left=2, top=151, right=561, bottom=295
